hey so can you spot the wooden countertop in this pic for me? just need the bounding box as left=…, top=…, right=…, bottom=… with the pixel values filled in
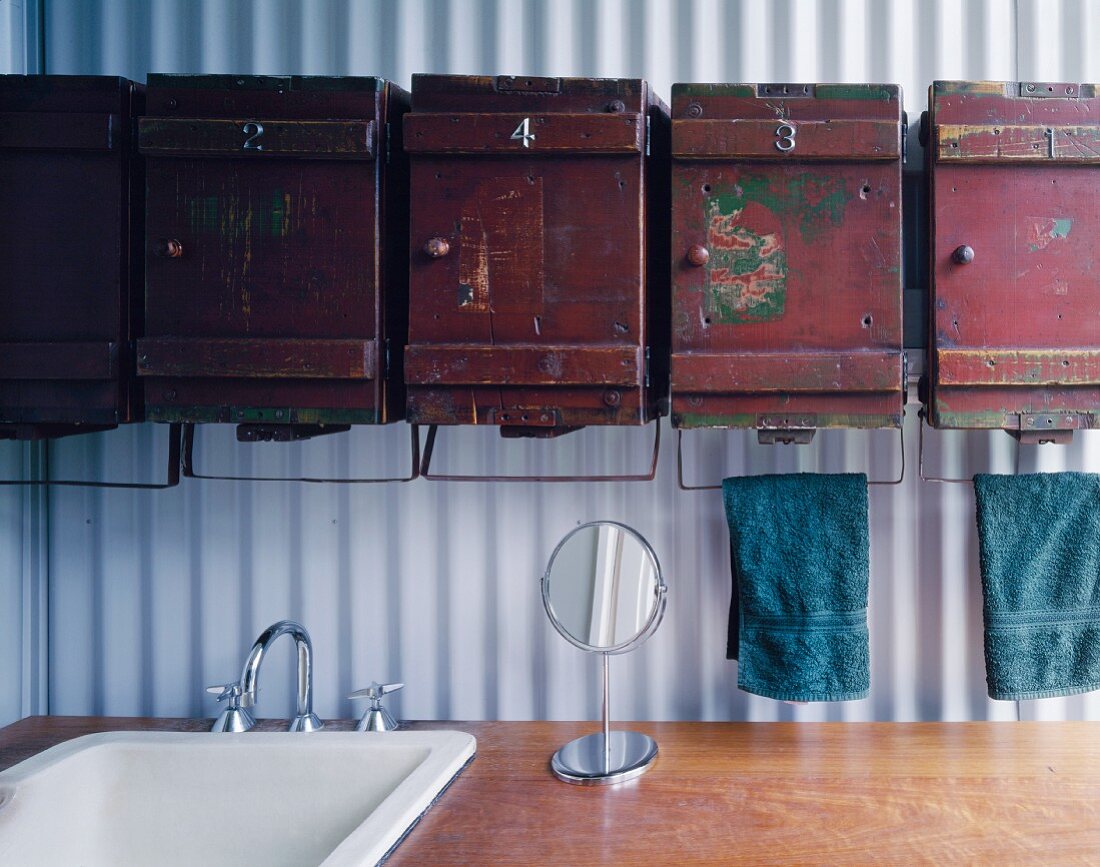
left=3, top=717, right=1100, bottom=863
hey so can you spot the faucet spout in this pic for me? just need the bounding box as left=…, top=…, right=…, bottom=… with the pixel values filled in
left=239, top=619, right=324, bottom=732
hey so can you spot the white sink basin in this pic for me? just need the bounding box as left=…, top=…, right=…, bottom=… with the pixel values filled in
left=0, top=729, right=475, bottom=867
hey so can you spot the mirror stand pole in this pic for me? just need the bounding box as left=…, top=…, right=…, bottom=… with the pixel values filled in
left=602, top=653, right=611, bottom=774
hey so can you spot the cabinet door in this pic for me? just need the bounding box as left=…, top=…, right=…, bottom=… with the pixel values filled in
left=405, top=75, right=664, bottom=434
left=137, top=75, right=393, bottom=426
left=929, top=80, right=1100, bottom=441
left=0, top=76, right=136, bottom=433
left=670, top=84, right=904, bottom=435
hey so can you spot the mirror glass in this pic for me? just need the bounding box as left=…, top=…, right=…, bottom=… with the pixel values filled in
left=543, top=522, right=664, bottom=653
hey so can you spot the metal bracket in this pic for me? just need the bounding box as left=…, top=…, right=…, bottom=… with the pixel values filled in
left=677, top=422, right=905, bottom=492
left=181, top=422, right=420, bottom=484
left=235, top=424, right=351, bottom=443
left=1012, top=412, right=1082, bottom=445
left=919, top=410, right=1083, bottom=482
left=1019, top=82, right=1080, bottom=98
left=495, top=75, right=562, bottom=94
left=0, top=423, right=182, bottom=488
left=756, top=83, right=815, bottom=98
left=420, top=422, right=660, bottom=483
left=756, top=413, right=816, bottom=445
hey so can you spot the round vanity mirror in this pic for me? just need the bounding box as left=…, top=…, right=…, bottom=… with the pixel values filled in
left=542, top=521, right=667, bottom=785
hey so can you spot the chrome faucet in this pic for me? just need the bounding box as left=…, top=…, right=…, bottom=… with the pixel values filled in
left=208, top=619, right=324, bottom=733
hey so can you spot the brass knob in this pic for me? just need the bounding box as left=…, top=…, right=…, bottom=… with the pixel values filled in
left=952, top=244, right=974, bottom=265
left=157, top=238, right=184, bottom=258
left=423, top=237, right=450, bottom=258
left=686, top=244, right=709, bottom=267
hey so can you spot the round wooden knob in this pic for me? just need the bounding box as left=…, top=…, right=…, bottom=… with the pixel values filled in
left=952, top=244, right=974, bottom=265
left=686, top=244, right=709, bottom=267
left=423, top=237, right=450, bottom=258
left=157, top=238, right=184, bottom=258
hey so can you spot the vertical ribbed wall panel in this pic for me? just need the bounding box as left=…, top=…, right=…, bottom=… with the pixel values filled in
left=7, top=0, right=1097, bottom=723
left=0, top=446, right=26, bottom=726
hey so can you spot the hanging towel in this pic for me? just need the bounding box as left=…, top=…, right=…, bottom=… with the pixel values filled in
left=974, top=472, right=1100, bottom=700
left=724, top=473, right=870, bottom=702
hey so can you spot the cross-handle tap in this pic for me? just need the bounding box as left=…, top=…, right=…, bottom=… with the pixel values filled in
left=211, top=619, right=323, bottom=733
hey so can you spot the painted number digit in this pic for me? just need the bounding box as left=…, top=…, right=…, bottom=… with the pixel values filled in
left=242, top=121, right=264, bottom=151
left=775, top=123, right=796, bottom=152
left=510, top=117, right=535, bottom=148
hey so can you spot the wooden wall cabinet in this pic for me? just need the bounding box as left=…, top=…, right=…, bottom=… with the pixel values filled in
left=927, top=80, right=1100, bottom=443
left=404, top=74, right=669, bottom=438
left=670, top=83, right=905, bottom=442
left=137, top=74, right=409, bottom=441
left=0, top=75, right=141, bottom=440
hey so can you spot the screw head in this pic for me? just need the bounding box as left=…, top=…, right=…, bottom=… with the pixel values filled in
left=606, top=99, right=626, bottom=113
left=686, top=102, right=704, bottom=118
left=603, top=390, right=622, bottom=407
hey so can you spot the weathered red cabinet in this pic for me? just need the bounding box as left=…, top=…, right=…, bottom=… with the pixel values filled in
left=0, top=76, right=141, bottom=440
left=670, top=83, right=905, bottom=441
left=404, top=75, right=669, bottom=438
left=927, top=80, right=1100, bottom=442
left=136, top=74, right=409, bottom=441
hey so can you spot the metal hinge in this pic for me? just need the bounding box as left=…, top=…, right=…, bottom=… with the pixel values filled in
left=901, top=111, right=908, bottom=163
left=644, top=346, right=651, bottom=388
left=384, top=338, right=391, bottom=380
left=385, top=122, right=391, bottom=163
left=645, top=114, right=651, bottom=156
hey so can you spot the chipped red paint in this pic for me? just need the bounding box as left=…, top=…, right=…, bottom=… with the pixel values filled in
left=928, top=81, right=1100, bottom=435
left=405, top=74, right=669, bottom=435
left=670, top=83, right=905, bottom=432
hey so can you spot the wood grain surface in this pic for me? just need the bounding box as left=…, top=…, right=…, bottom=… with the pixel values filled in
left=3, top=717, right=1099, bottom=864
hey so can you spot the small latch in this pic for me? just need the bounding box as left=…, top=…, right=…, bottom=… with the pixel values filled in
left=757, top=413, right=817, bottom=445
left=496, top=75, right=562, bottom=94
left=1019, top=82, right=1080, bottom=98
left=756, top=83, right=816, bottom=99
left=1013, top=412, right=1083, bottom=445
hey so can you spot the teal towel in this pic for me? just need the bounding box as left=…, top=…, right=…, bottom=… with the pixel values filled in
left=723, top=473, right=870, bottom=702
left=974, top=472, right=1100, bottom=700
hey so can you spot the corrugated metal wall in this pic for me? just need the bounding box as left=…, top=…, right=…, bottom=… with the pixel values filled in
left=0, top=0, right=47, bottom=730
left=4, top=0, right=1098, bottom=724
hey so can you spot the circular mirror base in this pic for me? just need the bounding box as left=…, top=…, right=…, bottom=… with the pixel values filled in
left=551, top=731, right=657, bottom=786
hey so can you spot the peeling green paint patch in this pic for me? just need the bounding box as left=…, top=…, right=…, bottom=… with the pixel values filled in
left=269, top=190, right=290, bottom=237
left=1026, top=216, right=1073, bottom=252
left=187, top=195, right=220, bottom=232
left=816, top=84, right=898, bottom=102
left=673, top=83, right=756, bottom=99
left=705, top=201, right=787, bottom=323
left=710, top=172, right=848, bottom=245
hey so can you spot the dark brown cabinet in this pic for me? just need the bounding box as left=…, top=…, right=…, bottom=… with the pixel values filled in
left=0, top=75, right=142, bottom=440
left=136, top=74, right=409, bottom=442
left=404, top=74, right=669, bottom=440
